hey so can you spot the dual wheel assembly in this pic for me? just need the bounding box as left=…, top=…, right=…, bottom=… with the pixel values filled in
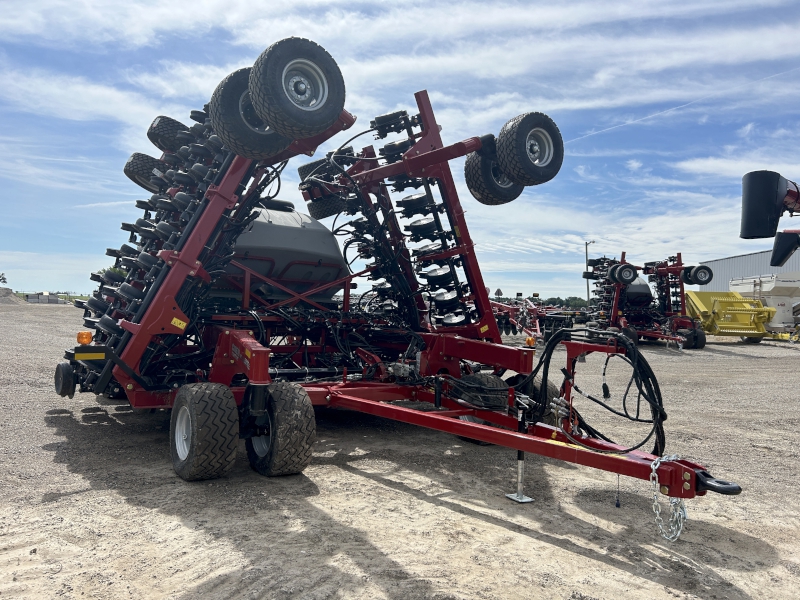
left=464, top=113, right=564, bottom=205
left=170, top=382, right=316, bottom=481
left=123, top=37, right=346, bottom=194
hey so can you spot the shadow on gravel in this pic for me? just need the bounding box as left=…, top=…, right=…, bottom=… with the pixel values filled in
left=701, top=346, right=770, bottom=359
left=574, top=488, right=779, bottom=575
left=43, top=404, right=444, bottom=599
left=41, top=402, right=770, bottom=599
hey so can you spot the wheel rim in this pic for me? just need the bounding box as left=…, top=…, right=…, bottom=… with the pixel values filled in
left=489, top=161, right=514, bottom=188
left=281, top=59, right=328, bottom=112
left=239, top=90, right=271, bottom=134
left=175, top=405, right=191, bottom=461
left=695, top=270, right=710, bottom=283
left=251, top=434, right=271, bottom=458
left=525, top=128, right=554, bottom=167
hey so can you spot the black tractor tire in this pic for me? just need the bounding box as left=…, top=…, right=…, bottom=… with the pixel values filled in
left=307, top=197, right=346, bottom=220
left=464, top=151, right=524, bottom=205
left=622, top=326, right=639, bottom=346
left=694, top=328, right=707, bottom=349
left=607, top=264, right=622, bottom=283
left=690, top=265, right=713, bottom=286
left=245, top=382, right=316, bottom=476
left=678, top=328, right=696, bottom=349
left=680, top=268, right=693, bottom=285
left=512, top=375, right=561, bottom=427
left=298, top=158, right=332, bottom=181
left=250, top=37, right=346, bottom=139
left=209, top=67, right=292, bottom=160
left=741, top=336, right=763, bottom=344
left=124, top=153, right=169, bottom=193
left=496, top=112, right=564, bottom=186
left=170, top=383, right=239, bottom=481
left=147, top=115, right=190, bottom=153
left=616, top=264, right=638, bottom=285
left=456, top=373, right=507, bottom=445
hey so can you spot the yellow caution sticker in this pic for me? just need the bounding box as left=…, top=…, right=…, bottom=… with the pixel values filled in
left=479, top=324, right=489, bottom=333
left=75, top=353, right=106, bottom=361
left=245, top=349, right=251, bottom=358
left=171, top=317, right=187, bottom=330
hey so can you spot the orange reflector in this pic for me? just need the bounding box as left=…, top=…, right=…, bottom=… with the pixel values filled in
left=77, top=331, right=93, bottom=345
left=525, top=336, right=536, bottom=347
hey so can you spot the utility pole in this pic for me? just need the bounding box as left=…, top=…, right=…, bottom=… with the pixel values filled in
left=585, top=240, right=595, bottom=308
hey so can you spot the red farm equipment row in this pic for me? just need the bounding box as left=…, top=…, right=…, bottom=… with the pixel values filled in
left=490, top=293, right=583, bottom=342
left=53, top=37, right=739, bottom=541
left=583, top=253, right=713, bottom=349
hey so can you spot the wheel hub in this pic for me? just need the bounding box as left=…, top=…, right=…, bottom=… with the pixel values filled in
left=282, top=59, right=328, bottom=111
left=252, top=434, right=271, bottom=458
left=490, top=161, right=514, bottom=188
left=238, top=90, right=270, bottom=134
left=175, top=405, right=192, bottom=461
left=525, top=128, right=554, bottom=167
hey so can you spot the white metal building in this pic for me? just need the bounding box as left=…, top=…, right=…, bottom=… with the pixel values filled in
left=700, top=250, right=800, bottom=292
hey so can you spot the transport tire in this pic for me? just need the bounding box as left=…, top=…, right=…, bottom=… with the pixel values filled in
left=245, top=382, right=316, bottom=476
left=307, top=196, right=346, bottom=220
left=456, top=373, right=507, bottom=445
left=124, top=153, right=169, bottom=193
left=464, top=151, right=523, bottom=205
left=209, top=67, right=292, bottom=160
left=689, top=265, right=713, bottom=286
left=622, top=326, right=639, bottom=346
left=170, top=383, right=239, bottom=481
left=496, top=112, right=563, bottom=186
left=250, top=37, right=346, bottom=139
left=694, top=328, right=707, bottom=349
left=147, top=115, right=190, bottom=153
left=297, top=158, right=331, bottom=181
left=505, top=374, right=560, bottom=426
left=741, top=336, right=763, bottom=344
left=680, top=268, right=693, bottom=285
left=615, top=264, right=638, bottom=285
left=607, top=264, right=622, bottom=283
left=678, top=328, right=696, bottom=349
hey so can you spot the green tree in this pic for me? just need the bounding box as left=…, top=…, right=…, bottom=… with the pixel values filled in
left=0, top=273, right=7, bottom=285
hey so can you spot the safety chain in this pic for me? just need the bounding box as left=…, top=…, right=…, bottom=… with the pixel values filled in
left=650, top=454, right=688, bottom=542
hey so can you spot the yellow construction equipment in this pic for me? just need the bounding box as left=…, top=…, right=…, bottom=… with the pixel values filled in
left=685, top=291, right=778, bottom=340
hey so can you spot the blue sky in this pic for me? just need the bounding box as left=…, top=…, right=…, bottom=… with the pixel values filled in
left=1, top=1, right=800, bottom=297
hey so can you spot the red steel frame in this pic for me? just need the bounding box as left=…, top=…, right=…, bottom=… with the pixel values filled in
left=92, top=91, right=731, bottom=499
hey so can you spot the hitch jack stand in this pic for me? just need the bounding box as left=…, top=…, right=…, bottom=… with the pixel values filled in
left=506, top=450, right=533, bottom=503
left=506, top=407, right=533, bottom=503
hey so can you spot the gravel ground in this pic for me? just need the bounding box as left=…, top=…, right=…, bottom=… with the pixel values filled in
left=1, top=303, right=799, bottom=599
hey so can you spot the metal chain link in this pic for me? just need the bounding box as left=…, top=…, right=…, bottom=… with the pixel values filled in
left=650, top=454, right=688, bottom=542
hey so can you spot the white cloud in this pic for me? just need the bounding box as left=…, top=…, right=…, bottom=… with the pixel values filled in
left=737, top=122, right=755, bottom=137
left=626, top=159, right=642, bottom=171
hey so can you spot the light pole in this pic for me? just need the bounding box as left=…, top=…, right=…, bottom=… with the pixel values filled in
left=585, top=240, right=595, bottom=308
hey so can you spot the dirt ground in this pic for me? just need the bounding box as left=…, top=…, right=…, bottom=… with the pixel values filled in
left=1, top=303, right=799, bottom=599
